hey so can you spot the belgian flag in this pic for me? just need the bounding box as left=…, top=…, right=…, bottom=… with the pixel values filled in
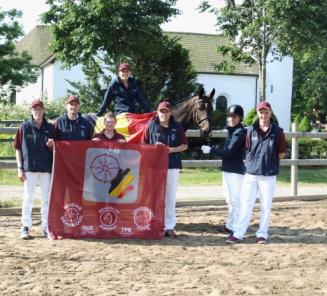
left=108, top=168, right=134, bottom=199
left=89, top=112, right=156, bottom=144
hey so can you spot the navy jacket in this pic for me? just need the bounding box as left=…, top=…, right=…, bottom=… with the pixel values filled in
left=54, top=113, right=94, bottom=141
left=96, top=76, right=152, bottom=115
left=14, top=118, right=54, bottom=173
left=210, top=123, right=246, bottom=174
left=245, top=122, right=283, bottom=176
left=142, top=116, right=187, bottom=169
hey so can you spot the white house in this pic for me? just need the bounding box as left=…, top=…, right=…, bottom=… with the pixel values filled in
left=15, top=26, right=293, bottom=130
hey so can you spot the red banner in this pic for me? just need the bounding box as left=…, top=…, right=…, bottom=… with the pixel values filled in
left=48, top=141, right=168, bottom=240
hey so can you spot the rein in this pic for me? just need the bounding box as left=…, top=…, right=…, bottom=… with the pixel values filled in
left=193, top=99, right=211, bottom=125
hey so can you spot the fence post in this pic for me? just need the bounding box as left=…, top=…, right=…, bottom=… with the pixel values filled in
left=291, top=123, right=298, bottom=196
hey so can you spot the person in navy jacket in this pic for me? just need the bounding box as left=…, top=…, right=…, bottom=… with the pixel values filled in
left=54, top=95, right=94, bottom=141
left=96, top=63, right=153, bottom=116
left=14, top=99, right=54, bottom=239
left=141, top=101, right=188, bottom=238
left=227, top=102, right=286, bottom=244
left=201, top=105, right=246, bottom=235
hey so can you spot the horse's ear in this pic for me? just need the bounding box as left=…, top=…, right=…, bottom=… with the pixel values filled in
left=209, top=88, right=215, bottom=99
left=199, top=88, right=205, bottom=98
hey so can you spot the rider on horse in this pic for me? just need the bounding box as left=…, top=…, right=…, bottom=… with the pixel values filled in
left=96, top=63, right=153, bottom=116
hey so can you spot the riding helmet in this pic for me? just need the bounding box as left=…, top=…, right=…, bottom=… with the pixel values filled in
left=227, top=105, right=244, bottom=121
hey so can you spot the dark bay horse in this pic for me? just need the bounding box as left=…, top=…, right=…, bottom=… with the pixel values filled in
left=88, top=88, right=215, bottom=142
left=171, top=88, right=215, bottom=137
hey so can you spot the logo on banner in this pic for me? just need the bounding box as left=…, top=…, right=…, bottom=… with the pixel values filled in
left=81, top=225, right=95, bottom=235
left=90, top=154, right=120, bottom=183
left=134, top=207, right=153, bottom=230
left=99, top=207, right=119, bottom=231
left=83, top=148, right=140, bottom=203
left=61, top=203, right=83, bottom=227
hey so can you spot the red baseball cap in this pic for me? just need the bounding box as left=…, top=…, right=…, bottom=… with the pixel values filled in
left=66, top=95, right=80, bottom=104
left=31, top=99, right=44, bottom=109
left=158, top=101, right=171, bottom=111
left=119, top=63, right=131, bottom=72
left=256, top=101, right=272, bottom=110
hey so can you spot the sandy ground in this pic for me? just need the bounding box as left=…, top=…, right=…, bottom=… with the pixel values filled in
left=0, top=200, right=327, bottom=296
left=1, top=184, right=327, bottom=201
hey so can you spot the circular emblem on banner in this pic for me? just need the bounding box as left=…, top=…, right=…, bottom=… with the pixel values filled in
left=61, top=203, right=83, bottom=227
left=134, top=207, right=153, bottom=230
left=65, top=207, right=79, bottom=223
left=99, top=207, right=119, bottom=230
left=90, top=154, right=120, bottom=183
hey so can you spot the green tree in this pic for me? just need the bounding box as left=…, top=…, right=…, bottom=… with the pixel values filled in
left=293, top=114, right=301, bottom=126
left=200, top=0, right=327, bottom=102
left=133, top=35, right=199, bottom=104
left=292, top=47, right=327, bottom=123
left=68, top=36, right=199, bottom=113
left=42, top=0, right=198, bottom=107
left=298, top=116, right=311, bottom=132
left=42, top=0, right=178, bottom=67
left=0, top=8, right=38, bottom=103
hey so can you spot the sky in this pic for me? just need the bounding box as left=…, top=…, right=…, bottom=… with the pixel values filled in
left=0, top=0, right=218, bottom=36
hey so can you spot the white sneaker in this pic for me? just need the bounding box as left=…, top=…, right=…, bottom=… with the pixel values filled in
left=20, top=227, right=29, bottom=240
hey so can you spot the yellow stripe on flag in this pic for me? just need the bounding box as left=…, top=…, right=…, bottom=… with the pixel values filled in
left=94, top=117, right=104, bottom=134
left=115, top=113, right=130, bottom=139
left=94, top=113, right=130, bottom=138
left=109, top=173, right=134, bottom=197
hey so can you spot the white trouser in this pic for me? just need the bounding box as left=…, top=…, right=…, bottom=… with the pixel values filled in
left=222, top=172, right=244, bottom=231
left=21, top=172, right=51, bottom=229
left=233, top=174, right=276, bottom=240
left=164, top=169, right=180, bottom=230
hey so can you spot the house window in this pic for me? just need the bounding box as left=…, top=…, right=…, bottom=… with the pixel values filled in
left=216, top=95, right=227, bottom=112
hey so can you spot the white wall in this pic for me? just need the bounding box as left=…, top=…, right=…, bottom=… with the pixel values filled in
left=15, top=75, right=42, bottom=105
left=43, top=63, right=54, bottom=101
left=51, top=61, right=86, bottom=101
left=16, top=61, right=87, bottom=105
left=198, top=61, right=293, bottom=131
left=266, top=55, right=293, bottom=131
left=197, top=73, right=258, bottom=117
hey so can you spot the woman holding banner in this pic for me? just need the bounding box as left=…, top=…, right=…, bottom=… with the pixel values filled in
left=141, top=101, right=188, bottom=238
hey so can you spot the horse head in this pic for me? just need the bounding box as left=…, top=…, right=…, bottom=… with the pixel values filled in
left=192, top=88, right=215, bottom=137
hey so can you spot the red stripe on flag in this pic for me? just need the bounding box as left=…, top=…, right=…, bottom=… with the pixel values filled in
left=125, top=112, right=156, bottom=143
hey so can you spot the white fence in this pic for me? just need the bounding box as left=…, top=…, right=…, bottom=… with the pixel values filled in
left=1, top=123, right=327, bottom=198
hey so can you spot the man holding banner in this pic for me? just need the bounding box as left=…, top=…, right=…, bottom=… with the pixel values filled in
left=142, top=101, right=188, bottom=238
left=54, top=95, right=94, bottom=141
left=14, top=99, right=54, bottom=239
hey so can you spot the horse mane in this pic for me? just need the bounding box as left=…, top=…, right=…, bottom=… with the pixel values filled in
left=171, top=95, right=198, bottom=112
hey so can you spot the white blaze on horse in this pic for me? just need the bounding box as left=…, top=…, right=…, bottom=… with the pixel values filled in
left=87, top=88, right=215, bottom=143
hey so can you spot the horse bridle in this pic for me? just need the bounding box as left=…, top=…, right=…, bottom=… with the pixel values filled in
left=194, top=99, right=211, bottom=125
